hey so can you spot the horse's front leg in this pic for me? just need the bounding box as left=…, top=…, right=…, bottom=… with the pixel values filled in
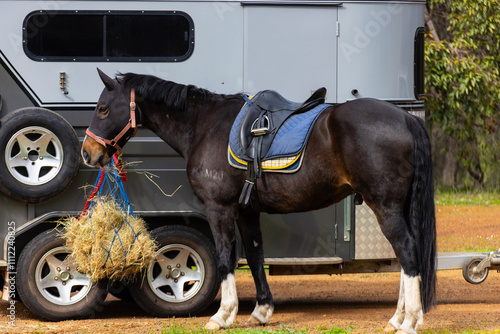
left=204, top=203, right=239, bottom=330
left=206, top=273, right=238, bottom=330
left=237, top=210, right=274, bottom=325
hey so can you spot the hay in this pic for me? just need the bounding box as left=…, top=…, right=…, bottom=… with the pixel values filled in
left=61, top=197, right=157, bottom=281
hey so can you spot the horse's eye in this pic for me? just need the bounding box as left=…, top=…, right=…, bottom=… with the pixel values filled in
left=97, top=105, right=109, bottom=119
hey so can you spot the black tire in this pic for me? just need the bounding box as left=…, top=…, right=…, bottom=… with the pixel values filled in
left=107, top=279, right=133, bottom=301
left=462, top=257, right=489, bottom=284
left=0, top=108, right=80, bottom=203
left=129, top=225, right=220, bottom=317
left=17, top=229, right=108, bottom=321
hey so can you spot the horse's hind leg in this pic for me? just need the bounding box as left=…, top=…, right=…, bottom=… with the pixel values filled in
left=398, top=270, right=424, bottom=334
left=384, top=270, right=405, bottom=332
left=237, top=211, right=274, bottom=325
left=375, top=209, right=424, bottom=334
left=204, top=203, right=239, bottom=330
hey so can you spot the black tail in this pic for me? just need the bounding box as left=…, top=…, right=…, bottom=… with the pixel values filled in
left=406, top=115, right=437, bottom=313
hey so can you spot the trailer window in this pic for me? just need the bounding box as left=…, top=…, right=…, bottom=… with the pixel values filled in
left=414, top=27, right=425, bottom=100
left=24, top=11, right=194, bottom=62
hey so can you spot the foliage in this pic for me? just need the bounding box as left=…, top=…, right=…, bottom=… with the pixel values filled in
left=426, top=0, right=500, bottom=187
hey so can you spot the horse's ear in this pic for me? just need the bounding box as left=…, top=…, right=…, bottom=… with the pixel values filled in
left=97, top=68, right=116, bottom=91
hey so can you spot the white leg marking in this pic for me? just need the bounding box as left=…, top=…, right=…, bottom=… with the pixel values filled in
left=386, top=269, right=406, bottom=331
left=250, top=302, right=274, bottom=324
left=208, top=273, right=239, bottom=328
left=398, top=273, right=423, bottom=334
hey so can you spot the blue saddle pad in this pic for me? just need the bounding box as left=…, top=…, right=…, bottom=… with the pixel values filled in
left=228, top=100, right=329, bottom=172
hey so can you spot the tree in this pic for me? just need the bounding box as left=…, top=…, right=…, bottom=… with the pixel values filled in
left=425, top=0, right=500, bottom=188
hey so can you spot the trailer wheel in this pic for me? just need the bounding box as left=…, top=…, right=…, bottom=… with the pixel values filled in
left=462, top=258, right=489, bottom=284
left=129, top=225, right=220, bottom=317
left=0, top=108, right=80, bottom=203
left=107, top=279, right=133, bottom=301
left=17, top=229, right=107, bottom=321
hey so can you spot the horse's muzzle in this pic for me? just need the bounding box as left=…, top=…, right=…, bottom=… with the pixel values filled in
left=81, top=135, right=112, bottom=167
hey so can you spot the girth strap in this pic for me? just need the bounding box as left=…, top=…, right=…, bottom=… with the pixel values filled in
left=238, top=162, right=260, bottom=210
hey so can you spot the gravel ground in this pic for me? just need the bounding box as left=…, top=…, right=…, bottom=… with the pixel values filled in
left=1, top=206, right=499, bottom=333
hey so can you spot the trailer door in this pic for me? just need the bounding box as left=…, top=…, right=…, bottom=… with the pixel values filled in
left=243, top=3, right=339, bottom=102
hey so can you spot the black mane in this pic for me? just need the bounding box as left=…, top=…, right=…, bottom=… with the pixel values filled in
left=119, top=73, right=242, bottom=112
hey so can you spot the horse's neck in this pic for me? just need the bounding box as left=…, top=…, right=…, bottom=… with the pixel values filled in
left=142, top=96, right=240, bottom=158
left=139, top=104, right=193, bottom=157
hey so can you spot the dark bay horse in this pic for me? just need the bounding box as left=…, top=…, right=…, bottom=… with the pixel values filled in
left=82, top=69, right=436, bottom=334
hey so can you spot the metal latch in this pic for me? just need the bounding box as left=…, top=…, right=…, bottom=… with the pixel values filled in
left=60, top=72, right=68, bottom=95
left=344, top=197, right=351, bottom=242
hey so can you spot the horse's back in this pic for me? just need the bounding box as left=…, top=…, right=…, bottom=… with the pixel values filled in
left=331, top=98, right=412, bottom=131
left=329, top=98, right=415, bottom=149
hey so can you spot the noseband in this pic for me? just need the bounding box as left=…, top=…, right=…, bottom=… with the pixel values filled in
left=86, top=89, right=138, bottom=153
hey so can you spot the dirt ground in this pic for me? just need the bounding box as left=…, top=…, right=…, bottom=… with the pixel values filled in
left=1, top=206, right=499, bottom=333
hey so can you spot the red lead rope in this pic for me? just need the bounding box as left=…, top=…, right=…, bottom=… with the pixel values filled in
left=78, top=153, right=126, bottom=221
left=113, top=154, right=128, bottom=183
left=78, top=169, right=105, bottom=221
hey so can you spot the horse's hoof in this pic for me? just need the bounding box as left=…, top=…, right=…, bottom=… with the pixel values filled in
left=247, top=315, right=262, bottom=326
left=395, top=330, right=409, bottom=334
left=383, top=323, right=398, bottom=333
left=204, top=320, right=221, bottom=331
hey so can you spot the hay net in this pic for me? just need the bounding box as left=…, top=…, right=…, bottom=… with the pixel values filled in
left=81, top=154, right=133, bottom=222
left=62, top=154, right=156, bottom=281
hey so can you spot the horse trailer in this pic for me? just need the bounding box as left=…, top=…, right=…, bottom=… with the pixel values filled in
left=1, top=0, right=494, bottom=322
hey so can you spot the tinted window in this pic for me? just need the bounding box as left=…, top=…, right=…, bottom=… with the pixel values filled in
left=24, top=11, right=194, bottom=62
left=414, top=27, right=425, bottom=100
left=25, top=14, right=103, bottom=58
left=107, top=15, right=191, bottom=58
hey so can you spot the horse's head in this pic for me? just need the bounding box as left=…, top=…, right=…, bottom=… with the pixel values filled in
left=82, top=69, right=138, bottom=167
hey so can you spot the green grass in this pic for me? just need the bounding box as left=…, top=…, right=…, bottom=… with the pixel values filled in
left=435, top=189, right=500, bottom=206
left=156, top=322, right=354, bottom=334
left=155, top=322, right=500, bottom=334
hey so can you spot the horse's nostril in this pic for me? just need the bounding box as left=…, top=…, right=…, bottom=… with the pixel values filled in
left=82, top=149, right=90, bottom=163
